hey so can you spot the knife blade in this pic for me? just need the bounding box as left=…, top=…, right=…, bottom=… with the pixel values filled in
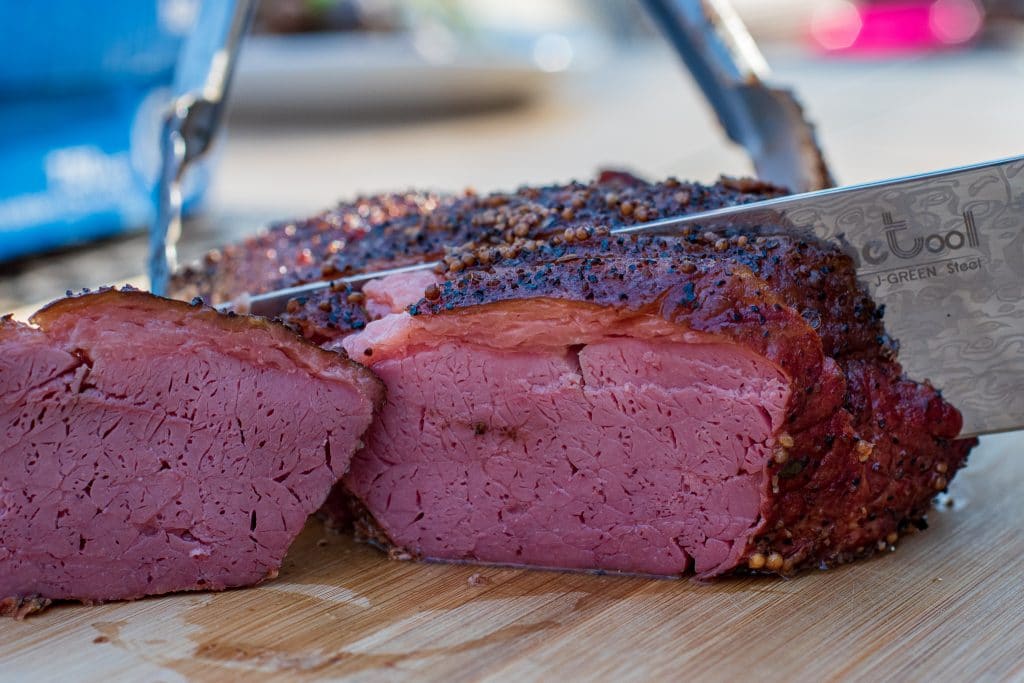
left=228, top=154, right=1024, bottom=437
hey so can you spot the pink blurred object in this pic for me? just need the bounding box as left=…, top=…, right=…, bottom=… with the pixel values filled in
left=810, top=0, right=985, bottom=55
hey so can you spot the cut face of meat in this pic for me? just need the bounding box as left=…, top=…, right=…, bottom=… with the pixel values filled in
left=339, top=275, right=810, bottom=577
left=0, top=290, right=382, bottom=612
left=345, top=335, right=788, bottom=576
left=328, top=230, right=974, bottom=578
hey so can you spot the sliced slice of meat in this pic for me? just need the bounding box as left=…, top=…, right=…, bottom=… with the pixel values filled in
left=0, top=289, right=382, bottom=615
left=315, top=231, right=974, bottom=578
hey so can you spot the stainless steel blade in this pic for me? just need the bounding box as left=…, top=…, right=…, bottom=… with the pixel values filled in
left=231, top=154, right=1024, bottom=436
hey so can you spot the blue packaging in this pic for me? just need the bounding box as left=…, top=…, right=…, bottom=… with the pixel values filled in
left=0, top=0, right=210, bottom=263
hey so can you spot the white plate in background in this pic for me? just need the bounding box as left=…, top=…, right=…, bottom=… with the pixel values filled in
left=229, top=32, right=580, bottom=119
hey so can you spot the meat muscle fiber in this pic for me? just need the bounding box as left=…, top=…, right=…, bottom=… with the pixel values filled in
left=173, top=174, right=977, bottom=577
left=0, top=289, right=382, bottom=617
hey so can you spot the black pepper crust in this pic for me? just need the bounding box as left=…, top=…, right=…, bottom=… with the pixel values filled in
left=170, top=172, right=788, bottom=305
left=218, top=172, right=888, bottom=358
left=170, top=191, right=441, bottom=304
left=283, top=284, right=371, bottom=346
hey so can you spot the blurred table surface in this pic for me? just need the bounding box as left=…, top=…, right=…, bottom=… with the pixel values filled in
left=3, top=41, right=1024, bottom=312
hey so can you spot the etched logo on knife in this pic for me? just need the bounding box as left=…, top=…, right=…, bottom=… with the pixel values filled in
left=857, top=209, right=986, bottom=289
left=860, top=210, right=980, bottom=266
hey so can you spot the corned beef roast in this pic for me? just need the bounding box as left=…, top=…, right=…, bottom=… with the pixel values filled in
left=172, top=173, right=977, bottom=577
left=0, top=289, right=382, bottom=616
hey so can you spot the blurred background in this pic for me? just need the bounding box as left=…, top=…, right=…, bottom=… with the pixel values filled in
left=2, top=0, right=1023, bottom=312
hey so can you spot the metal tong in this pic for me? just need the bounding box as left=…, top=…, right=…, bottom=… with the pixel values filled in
left=148, top=0, right=831, bottom=295
left=148, top=0, right=256, bottom=296
left=641, top=0, right=833, bottom=193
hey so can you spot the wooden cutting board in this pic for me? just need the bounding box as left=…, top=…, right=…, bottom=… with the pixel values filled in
left=3, top=432, right=1023, bottom=682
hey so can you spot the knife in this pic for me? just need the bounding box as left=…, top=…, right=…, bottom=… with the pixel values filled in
left=227, top=154, right=1024, bottom=438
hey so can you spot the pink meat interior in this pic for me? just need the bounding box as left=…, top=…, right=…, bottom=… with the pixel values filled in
left=0, top=307, right=374, bottom=602
left=345, top=328, right=790, bottom=576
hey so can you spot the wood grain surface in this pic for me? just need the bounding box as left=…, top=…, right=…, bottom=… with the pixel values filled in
left=2, top=432, right=1022, bottom=682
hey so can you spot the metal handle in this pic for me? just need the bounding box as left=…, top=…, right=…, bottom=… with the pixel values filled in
left=641, top=0, right=834, bottom=193
left=149, top=0, right=257, bottom=296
